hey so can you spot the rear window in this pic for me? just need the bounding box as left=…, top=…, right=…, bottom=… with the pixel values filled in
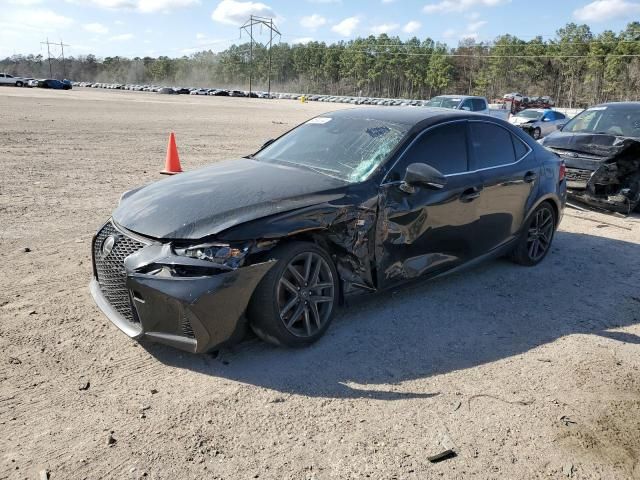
left=470, top=122, right=517, bottom=169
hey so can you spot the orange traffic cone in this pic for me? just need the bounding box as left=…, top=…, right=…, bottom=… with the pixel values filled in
left=160, top=132, right=183, bottom=175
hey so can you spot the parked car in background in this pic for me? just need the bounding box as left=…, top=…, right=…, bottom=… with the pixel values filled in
left=425, top=95, right=510, bottom=120
left=37, top=79, right=72, bottom=90
left=540, top=102, right=640, bottom=213
left=509, top=109, right=568, bottom=139
left=91, top=108, right=566, bottom=354
left=0, top=73, right=25, bottom=87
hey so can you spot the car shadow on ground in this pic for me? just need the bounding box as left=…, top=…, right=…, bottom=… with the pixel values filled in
left=146, top=231, right=640, bottom=400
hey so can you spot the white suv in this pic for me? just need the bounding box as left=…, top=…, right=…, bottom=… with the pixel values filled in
left=0, top=73, right=25, bottom=87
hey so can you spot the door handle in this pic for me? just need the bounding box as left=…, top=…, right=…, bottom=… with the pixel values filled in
left=460, top=187, right=481, bottom=203
left=524, top=171, right=538, bottom=183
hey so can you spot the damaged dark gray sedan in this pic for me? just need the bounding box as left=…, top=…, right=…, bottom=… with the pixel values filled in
left=91, top=108, right=567, bottom=353
left=541, top=102, right=640, bottom=213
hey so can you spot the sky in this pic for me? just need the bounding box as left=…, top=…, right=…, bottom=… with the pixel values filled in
left=0, top=0, right=639, bottom=59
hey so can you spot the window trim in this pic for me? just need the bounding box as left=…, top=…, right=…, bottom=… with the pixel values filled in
left=381, top=119, right=533, bottom=185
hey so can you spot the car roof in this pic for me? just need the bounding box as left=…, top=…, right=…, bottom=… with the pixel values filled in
left=593, top=102, right=640, bottom=109
left=323, top=107, right=479, bottom=127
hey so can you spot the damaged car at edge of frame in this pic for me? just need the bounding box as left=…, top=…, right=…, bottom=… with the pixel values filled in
left=90, top=107, right=567, bottom=354
left=540, top=102, right=640, bottom=214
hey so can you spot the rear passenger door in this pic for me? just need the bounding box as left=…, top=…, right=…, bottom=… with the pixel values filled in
left=468, top=121, right=539, bottom=254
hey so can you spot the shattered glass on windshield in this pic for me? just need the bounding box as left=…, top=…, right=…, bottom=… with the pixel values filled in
left=254, top=116, right=409, bottom=183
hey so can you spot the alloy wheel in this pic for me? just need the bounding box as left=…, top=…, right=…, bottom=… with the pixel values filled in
left=277, top=252, right=335, bottom=337
left=526, top=206, right=554, bottom=262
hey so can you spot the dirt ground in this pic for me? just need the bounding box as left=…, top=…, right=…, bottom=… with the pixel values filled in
left=1, top=87, right=640, bottom=480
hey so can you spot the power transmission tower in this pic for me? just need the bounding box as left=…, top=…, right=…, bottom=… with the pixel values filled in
left=40, top=38, right=71, bottom=79
left=239, top=15, right=281, bottom=98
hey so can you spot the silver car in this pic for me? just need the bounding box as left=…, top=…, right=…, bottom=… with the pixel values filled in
left=509, top=108, right=568, bottom=139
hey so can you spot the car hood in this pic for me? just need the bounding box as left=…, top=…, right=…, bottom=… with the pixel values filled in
left=541, top=131, right=639, bottom=170
left=112, top=158, right=349, bottom=240
left=510, top=116, right=538, bottom=126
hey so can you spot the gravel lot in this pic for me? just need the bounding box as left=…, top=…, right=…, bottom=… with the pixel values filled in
left=1, top=88, right=639, bottom=480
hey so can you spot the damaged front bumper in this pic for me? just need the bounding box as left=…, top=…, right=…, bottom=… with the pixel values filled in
left=90, top=221, right=275, bottom=353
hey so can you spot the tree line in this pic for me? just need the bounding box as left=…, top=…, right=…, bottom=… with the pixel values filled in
left=2, top=22, right=639, bottom=107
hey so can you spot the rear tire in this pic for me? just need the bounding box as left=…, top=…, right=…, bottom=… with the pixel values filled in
left=15, top=81, right=23, bottom=87
left=510, top=202, right=556, bottom=266
left=248, top=242, right=339, bottom=348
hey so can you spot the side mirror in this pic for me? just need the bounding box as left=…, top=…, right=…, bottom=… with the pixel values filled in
left=261, top=138, right=275, bottom=150
left=542, top=117, right=551, bottom=122
left=401, top=163, right=447, bottom=193
left=460, top=106, right=471, bottom=111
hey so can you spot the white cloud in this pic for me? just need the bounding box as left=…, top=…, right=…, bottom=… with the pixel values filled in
left=70, top=0, right=199, bottom=13
left=467, top=20, right=487, bottom=30
left=109, top=33, right=134, bottom=41
left=83, top=22, right=109, bottom=34
left=574, top=0, right=640, bottom=22
left=370, top=23, right=399, bottom=35
left=293, top=37, right=314, bottom=44
left=300, top=13, right=326, bottom=30
left=0, top=9, right=74, bottom=31
left=424, top=0, right=509, bottom=14
left=331, top=16, right=359, bottom=36
left=6, top=0, right=44, bottom=4
left=403, top=20, right=421, bottom=33
left=211, top=0, right=276, bottom=25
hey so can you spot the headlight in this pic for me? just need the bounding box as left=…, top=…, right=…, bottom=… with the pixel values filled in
left=173, top=242, right=249, bottom=269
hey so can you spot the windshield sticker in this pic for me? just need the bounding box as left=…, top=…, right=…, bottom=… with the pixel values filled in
left=366, top=126, right=390, bottom=138
left=307, top=117, right=332, bottom=124
left=587, top=106, right=607, bottom=111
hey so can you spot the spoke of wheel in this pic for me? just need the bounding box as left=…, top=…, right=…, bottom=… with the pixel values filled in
left=287, top=265, right=305, bottom=287
left=311, top=282, right=333, bottom=291
left=303, top=253, right=313, bottom=284
left=280, top=296, right=298, bottom=318
left=280, top=277, right=298, bottom=295
left=303, top=307, right=312, bottom=336
left=309, top=257, right=322, bottom=287
left=287, top=303, right=305, bottom=328
left=540, top=213, right=553, bottom=229
left=311, top=295, right=333, bottom=303
left=309, top=301, right=322, bottom=328
left=528, top=239, right=536, bottom=259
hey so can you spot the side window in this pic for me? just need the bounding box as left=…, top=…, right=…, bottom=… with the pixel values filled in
left=512, top=134, right=530, bottom=159
left=0, top=74, right=4, bottom=78
left=399, top=123, right=468, bottom=176
left=460, top=99, right=473, bottom=111
left=555, top=112, right=566, bottom=120
left=469, top=122, right=517, bottom=169
left=545, top=111, right=556, bottom=121
left=471, top=98, right=486, bottom=111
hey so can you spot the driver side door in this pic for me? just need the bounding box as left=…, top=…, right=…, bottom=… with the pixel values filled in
left=376, top=121, right=484, bottom=289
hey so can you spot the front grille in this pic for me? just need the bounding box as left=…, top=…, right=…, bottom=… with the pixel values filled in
left=93, top=221, right=146, bottom=323
left=181, top=311, right=196, bottom=338
left=566, top=168, right=593, bottom=184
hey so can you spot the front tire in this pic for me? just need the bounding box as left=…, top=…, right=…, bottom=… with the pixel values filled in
left=248, top=242, right=339, bottom=348
left=15, top=81, right=23, bottom=87
left=510, top=202, right=556, bottom=266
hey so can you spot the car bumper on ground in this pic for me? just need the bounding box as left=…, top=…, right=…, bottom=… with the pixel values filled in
left=90, top=221, right=275, bottom=353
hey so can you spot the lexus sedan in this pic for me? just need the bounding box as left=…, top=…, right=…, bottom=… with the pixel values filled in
left=91, top=108, right=567, bottom=353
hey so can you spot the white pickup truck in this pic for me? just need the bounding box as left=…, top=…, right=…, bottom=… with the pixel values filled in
left=0, top=73, right=25, bottom=87
left=425, top=95, right=510, bottom=120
